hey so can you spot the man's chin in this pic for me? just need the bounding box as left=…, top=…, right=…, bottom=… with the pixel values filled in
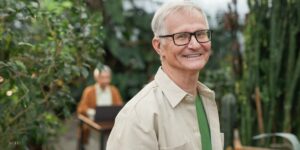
left=182, top=63, right=206, bottom=71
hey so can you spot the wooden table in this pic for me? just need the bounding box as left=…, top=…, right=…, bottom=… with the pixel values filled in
left=78, top=114, right=114, bottom=150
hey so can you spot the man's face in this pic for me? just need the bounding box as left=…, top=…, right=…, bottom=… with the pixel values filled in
left=96, top=71, right=111, bottom=88
left=153, top=9, right=211, bottom=73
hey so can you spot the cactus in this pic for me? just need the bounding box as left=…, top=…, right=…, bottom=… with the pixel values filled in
left=239, top=0, right=300, bottom=145
left=221, top=93, right=238, bottom=148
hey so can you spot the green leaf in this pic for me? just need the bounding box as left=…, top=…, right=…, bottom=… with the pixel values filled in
left=18, top=42, right=34, bottom=47
left=253, top=133, right=300, bottom=150
left=81, top=67, right=89, bottom=78
left=14, top=60, right=27, bottom=73
left=62, top=1, right=73, bottom=8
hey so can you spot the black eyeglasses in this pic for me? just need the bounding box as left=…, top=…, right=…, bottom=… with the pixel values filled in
left=158, top=29, right=212, bottom=46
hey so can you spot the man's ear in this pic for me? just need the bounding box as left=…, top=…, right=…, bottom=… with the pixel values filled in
left=152, top=37, right=162, bottom=55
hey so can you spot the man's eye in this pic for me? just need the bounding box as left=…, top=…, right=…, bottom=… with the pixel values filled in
left=196, top=32, right=207, bottom=38
left=175, top=33, right=189, bottom=39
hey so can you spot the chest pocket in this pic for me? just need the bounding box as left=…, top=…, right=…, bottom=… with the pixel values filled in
left=160, top=140, right=194, bottom=150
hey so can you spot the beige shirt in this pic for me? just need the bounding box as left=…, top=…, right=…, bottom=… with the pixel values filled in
left=107, top=68, right=224, bottom=150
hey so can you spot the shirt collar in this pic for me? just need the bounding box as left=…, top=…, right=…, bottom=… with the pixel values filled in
left=154, top=67, right=188, bottom=108
left=154, top=67, right=215, bottom=108
left=197, top=81, right=215, bottom=101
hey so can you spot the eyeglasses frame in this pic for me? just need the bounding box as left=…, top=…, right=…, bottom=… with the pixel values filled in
left=158, top=29, right=212, bottom=46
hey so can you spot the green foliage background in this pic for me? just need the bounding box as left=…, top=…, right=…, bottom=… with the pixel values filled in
left=0, top=0, right=104, bottom=148
left=101, top=1, right=160, bottom=100
left=237, top=0, right=300, bottom=145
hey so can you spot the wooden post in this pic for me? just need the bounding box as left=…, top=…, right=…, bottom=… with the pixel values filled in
left=255, top=86, right=265, bottom=144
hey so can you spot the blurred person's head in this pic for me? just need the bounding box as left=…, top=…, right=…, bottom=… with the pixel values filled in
left=151, top=0, right=211, bottom=73
left=94, top=65, right=112, bottom=89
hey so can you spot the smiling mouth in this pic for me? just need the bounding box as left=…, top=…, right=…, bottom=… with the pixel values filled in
left=183, top=53, right=203, bottom=58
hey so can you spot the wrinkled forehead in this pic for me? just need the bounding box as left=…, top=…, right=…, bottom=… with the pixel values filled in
left=164, top=8, right=208, bottom=31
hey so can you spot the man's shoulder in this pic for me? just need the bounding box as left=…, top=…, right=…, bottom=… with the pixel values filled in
left=130, top=81, right=158, bottom=103
left=83, top=84, right=95, bottom=93
left=120, top=81, right=160, bottom=113
left=116, top=81, right=161, bottom=128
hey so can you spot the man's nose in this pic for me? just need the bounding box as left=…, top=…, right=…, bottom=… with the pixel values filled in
left=187, top=35, right=200, bottom=48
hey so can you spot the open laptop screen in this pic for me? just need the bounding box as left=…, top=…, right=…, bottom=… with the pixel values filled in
left=94, top=106, right=123, bottom=122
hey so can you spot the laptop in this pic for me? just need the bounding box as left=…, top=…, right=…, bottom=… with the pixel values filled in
left=94, top=105, right=123, bottom=122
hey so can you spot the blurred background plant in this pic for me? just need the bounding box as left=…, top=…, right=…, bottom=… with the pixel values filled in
left=99, top=0, right=160, bottom=100
left=0, top=0, right=104, bottom=148
left=237, top=0, right=300, bottom=146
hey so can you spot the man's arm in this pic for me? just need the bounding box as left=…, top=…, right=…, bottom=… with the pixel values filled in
left=77, top=87, right=92, bottom=115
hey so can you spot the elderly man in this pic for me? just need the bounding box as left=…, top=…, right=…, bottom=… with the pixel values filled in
left=77, top=65, right=123, bottom=144
left=107, top=1, right=223, bottom=150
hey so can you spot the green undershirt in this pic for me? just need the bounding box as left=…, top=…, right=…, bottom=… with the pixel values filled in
left=195, top=94, right=212, bottom=150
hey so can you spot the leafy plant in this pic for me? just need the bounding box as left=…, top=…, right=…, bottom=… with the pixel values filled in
left=0, top=0, right=104, bottom=148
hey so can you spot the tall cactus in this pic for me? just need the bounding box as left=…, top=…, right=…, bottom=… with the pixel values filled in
left=239, top=0, right=300, bottom=145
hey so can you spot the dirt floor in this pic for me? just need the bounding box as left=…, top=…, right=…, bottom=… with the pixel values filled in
left=54, top=114, right=101, bottom=150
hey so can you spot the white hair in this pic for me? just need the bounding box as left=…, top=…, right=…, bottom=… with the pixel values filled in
left=151, top=0, right=209, bottom=37
left=93, top=65, right=111, bottom=79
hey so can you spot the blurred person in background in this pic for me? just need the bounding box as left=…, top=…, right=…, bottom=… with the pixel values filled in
left=77, top=65, right=123, bottom=145
left=106, top=0, right=223, bottom=150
